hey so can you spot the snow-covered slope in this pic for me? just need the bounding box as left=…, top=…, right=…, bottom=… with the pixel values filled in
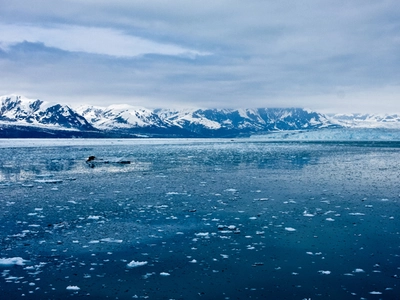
left=75, top=104, right=167, bottom=130
left=329, top=113, right=400, bottom=128
left=0, top=95, right=94, bottom=131
left=9, top=94, right=399, bottom=138
left=157, top=107, right=332, bottom=134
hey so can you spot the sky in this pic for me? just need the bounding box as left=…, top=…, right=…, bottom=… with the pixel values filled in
left=1, top=0, right=400, bottom=113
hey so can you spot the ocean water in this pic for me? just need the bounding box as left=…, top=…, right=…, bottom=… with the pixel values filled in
left=0, top=138, right=399, bottom=299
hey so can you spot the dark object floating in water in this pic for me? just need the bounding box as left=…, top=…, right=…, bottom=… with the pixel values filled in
left=86, top=156, right=131, bottom=168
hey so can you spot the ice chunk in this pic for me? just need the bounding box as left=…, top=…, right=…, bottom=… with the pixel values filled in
left=127, top=260, right=148, bottom=268
left=285, top=227, right=296, bottom=232
left=0, top=257, right=27, bottom=266
left=66, top=286, right=80, bottom=290
left=195, top=232, right=209, bottom=237
left=100, top=238, right=123, bottom=243
left=160, top=272, right=170, bottom=276
left=319, top=270, right=331, bottom=275
left=353, top=268, right=365, bottom=273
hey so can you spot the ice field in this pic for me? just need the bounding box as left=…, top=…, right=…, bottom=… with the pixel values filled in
left=0, top=137, right=399, bottom=299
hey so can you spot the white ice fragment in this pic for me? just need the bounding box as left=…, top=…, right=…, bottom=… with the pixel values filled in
left=160, top=272, right=170, bottom=276
left=306, top=252, right=313, bottom=255
left=224, top=189, right=237, bottom=192
left=100, top=238, right=123, bottom=243
left=87, top=215, right=101, bottom=220
left=353, top=268, right=365, bottom=273
left=220, top=254, right=229, bottom=259
left=369, top=291, right=382, bottom=295
left=303, top=212, right=315, bottom=217
left=285, top=227, right=296, bottom=232
left=349, top=213, right=365, bottom=216
left=326, top=218, right=335, bottom=221
left=189, top=259, right=197, bottom=263
left=319, top=270, right=331, bottom=275
left=195, top=232, right=209, bottom=237
left=127, top=260, right=148, bottom=268
left=0, top=257, right=27, bottom=266
left=66, top=286, right=80, bottom=291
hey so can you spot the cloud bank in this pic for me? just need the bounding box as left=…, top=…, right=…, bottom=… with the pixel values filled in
left=1, top=0, right=400, bottom=113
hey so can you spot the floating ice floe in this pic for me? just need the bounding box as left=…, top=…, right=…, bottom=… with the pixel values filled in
left=285, top=227, right=296, bottom=232
left=127, top=260, right=148, bottom=268
left=306, top=252, right=323, bottom=256
left=100, top=238, right=123, bottom=243
left=66, top=286, right=80, bottom=291
left=319, top=270, right=331, bottom=275
left=0, top=257, right=27, bottom=266
left=303, top=211, right=315, bottom=217
left=349, top=213, right=365, bottom=216
left=160, top=272, right=170, bottom=276
left=369, top=291, right=382, bottom=295
left=353, top=268, right=365, bottom=273
left=195, top=232, right=209, bottom=237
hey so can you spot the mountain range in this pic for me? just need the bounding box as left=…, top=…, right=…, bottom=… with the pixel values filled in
left=0, top=94, right=399, bottom=138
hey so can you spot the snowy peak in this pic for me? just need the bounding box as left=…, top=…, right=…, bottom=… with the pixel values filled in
left=0, top=95, right=94, bottom=131
left=0, top=95, right=49, bottom=121
left=77, top=104, right=167, bottom=129
left=157, top=108, right=331, bottom=134
left=1, top=94, right=339, bottom=137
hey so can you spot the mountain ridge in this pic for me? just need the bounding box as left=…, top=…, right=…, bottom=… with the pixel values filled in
left=1, top=94, right=399, bottom=138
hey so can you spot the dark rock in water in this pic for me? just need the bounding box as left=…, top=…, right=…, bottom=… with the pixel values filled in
left=87, top=155, right=96, bottom=162
left=86, top=156, right=130, bottom=167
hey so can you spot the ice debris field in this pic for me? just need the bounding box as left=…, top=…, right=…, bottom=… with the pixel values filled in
left=0, top=138, right=399, bottom=299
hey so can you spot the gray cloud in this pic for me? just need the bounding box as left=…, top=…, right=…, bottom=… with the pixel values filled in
left=1, top=0, right=400, bottom=113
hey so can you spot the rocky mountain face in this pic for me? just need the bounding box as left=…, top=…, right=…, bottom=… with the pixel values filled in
left=6, top=94, right=398, bottom=138
left=0, top=95, right=94, bottom=131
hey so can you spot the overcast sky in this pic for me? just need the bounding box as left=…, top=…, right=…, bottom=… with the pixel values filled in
left=1, top=0, right=400, bottom=113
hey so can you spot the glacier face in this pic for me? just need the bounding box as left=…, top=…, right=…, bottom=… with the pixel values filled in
left=328, top=113, right=400, bottom=128
left=1, top=94, right=400, bottom=138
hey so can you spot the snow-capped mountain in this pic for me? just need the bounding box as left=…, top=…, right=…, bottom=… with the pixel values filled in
left=329, top=113, right=400, bottom=128
left=5, top=94, right=399, bottom=138
left=0, top=95, right=94, bottom=131
left=156, top=108, right=332, bottom=136
left=75, top=104, right=168, bottom=130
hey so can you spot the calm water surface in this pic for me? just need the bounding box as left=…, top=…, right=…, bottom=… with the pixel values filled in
left=0, top=139, right=399, bottom=299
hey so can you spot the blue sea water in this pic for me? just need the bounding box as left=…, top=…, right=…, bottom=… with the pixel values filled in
left=0, top=138, right=399, bottom=299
